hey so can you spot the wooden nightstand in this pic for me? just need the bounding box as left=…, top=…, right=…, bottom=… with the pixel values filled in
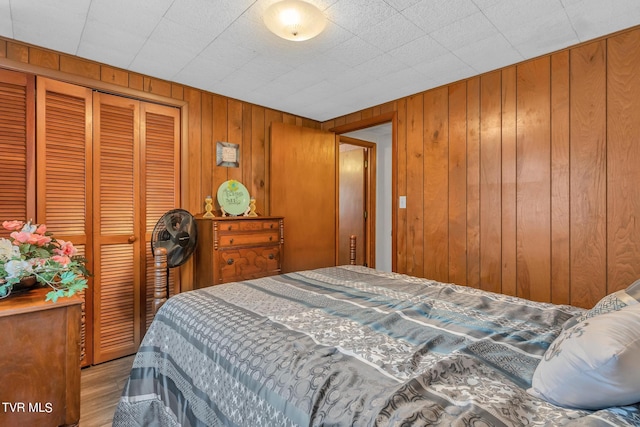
left=194, top=216, right=284, bottom=288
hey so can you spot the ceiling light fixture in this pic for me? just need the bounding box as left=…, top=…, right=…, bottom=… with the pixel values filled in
left=263, top=0, right=327, bottom=42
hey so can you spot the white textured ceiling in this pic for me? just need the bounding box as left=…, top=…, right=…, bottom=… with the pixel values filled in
left=2, top=0, right=640, bottom=121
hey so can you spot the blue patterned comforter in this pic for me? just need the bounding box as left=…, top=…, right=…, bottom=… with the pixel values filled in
left=114, top=266, right=640, bottom=426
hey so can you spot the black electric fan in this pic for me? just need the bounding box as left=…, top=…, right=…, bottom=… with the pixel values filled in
left=151, top=209, right=198, bottom=294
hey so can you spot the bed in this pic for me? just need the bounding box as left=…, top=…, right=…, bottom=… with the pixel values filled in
left=114, top=264, right=640, bottom=426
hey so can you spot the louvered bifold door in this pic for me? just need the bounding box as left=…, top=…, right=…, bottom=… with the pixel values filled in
left=92, top=92, right=142, bottom=363
left=141, top=102, right=180, bottom=331
left=36, top=77, right=93, bottom=366
left=0, top=70, right=35, bottom=236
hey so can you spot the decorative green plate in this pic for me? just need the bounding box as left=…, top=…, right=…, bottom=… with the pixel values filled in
left=217, top=180, right=250, bottom=216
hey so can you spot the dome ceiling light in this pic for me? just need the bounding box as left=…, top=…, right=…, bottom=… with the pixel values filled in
left=263, top=0, right=327, bottom=42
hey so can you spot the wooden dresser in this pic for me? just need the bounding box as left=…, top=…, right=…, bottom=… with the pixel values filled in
left=0, top=288, right=82, bottom=426
left=194, top=216, right=284, bottom=288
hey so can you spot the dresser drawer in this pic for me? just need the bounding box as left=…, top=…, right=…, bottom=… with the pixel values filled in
left=217, top=220, right=280, bottom=232
left=218, top=231, right=279, bottom=247
left=217, top=246, right=280, bottom=283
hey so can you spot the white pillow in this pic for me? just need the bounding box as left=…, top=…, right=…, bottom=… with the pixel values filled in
left=563, top=279, right=640, bottom=329
left=529, top=304, right=640, bottom=409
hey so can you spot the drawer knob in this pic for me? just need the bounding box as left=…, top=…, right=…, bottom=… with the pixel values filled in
left=269, top=236, right=273, bottom=241
left=268, top=254, right=275, bottom=260
left=229, top=238, right=234, bottom=244
left=270, top=224, right=274, bottom=228
left=227, top=258, right=234, bottom=265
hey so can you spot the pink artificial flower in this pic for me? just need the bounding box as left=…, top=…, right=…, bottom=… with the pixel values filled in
left=51, top=255, right=71, bottom=266
left=3, top=220, right=24, bottom=231
left=10, top=231, right=30, bottom=244
left=54, top=240, right=77, bottom=257
left=10, top=231, right=51, bottom=246
left=32, top=234, right=52, bottom=246
left=35, top=224, right=47, bottom=234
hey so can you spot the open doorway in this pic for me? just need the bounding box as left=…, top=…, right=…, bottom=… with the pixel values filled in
left=338, top=137, right=373, bottom=267
left=340, top=123, right=393, bottom=272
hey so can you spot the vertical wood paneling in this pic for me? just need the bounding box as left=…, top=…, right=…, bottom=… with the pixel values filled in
left=242, top=103, right=253, bottom=192
left=570, top=40, right=607, bottom=308
left=185, top=88, right=201, bottom=214
left=501, top=66, right=517, bottom=297
left=607, top=28, right=640, bottom=293
left=550, top=52, right=571, bottom=304
left=480, top=71, right=502, bottom=293
left=251, top=106, right=266, bottom=215
left=448, top=82, right=467, bottom=285
left=200, top=93, right=213, bottom=203
left=319, top=26, right=640, bottom=308
left=264, top=109, right=283, bottom=216
left=396, top=99, right=408, bottom=273
left=466, top=77, right=480, bottom=288
left=212, top=95, right=228, bottom=198
left=423, top=87, right=449, bottom=282
left=227, top=99, right=243, bottom=183
left=516, top=57, right=551, bottom=302
left=406, top=94, right=424, bottom=277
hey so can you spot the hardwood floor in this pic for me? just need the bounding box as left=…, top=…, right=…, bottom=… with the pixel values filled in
left=80, top=355, right=135, bottom=427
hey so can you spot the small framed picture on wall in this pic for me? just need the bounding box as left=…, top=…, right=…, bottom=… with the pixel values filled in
left=216, top=141, right=240, bottom=167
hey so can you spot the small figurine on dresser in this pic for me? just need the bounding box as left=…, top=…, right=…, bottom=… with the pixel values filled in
left=203, top=195, right=215, bottom=218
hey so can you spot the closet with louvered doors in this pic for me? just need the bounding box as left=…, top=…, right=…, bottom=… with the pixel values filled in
left=92, top=93, right=181, bottom=363
left=36, top=78, right=180, bottom=365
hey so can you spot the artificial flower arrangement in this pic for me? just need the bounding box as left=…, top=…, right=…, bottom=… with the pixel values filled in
left=0, top=220, right=90, bottom=302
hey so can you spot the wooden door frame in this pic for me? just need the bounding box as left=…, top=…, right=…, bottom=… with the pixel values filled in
left=338, top=135, right=376, bottom=267
left=329, top=112, right=397, bottom=271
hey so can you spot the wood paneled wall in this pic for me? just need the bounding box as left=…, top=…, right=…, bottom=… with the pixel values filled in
left=0, top=36, right=320, bottom=291
left=323, top=27, right=640, bottom=309
left=184, top=92, right=319, bottom=218
left=3, top=25, right=640, bottom=308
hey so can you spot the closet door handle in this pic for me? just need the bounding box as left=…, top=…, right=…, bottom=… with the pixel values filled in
left=128, top=235, right=137, bottom=243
